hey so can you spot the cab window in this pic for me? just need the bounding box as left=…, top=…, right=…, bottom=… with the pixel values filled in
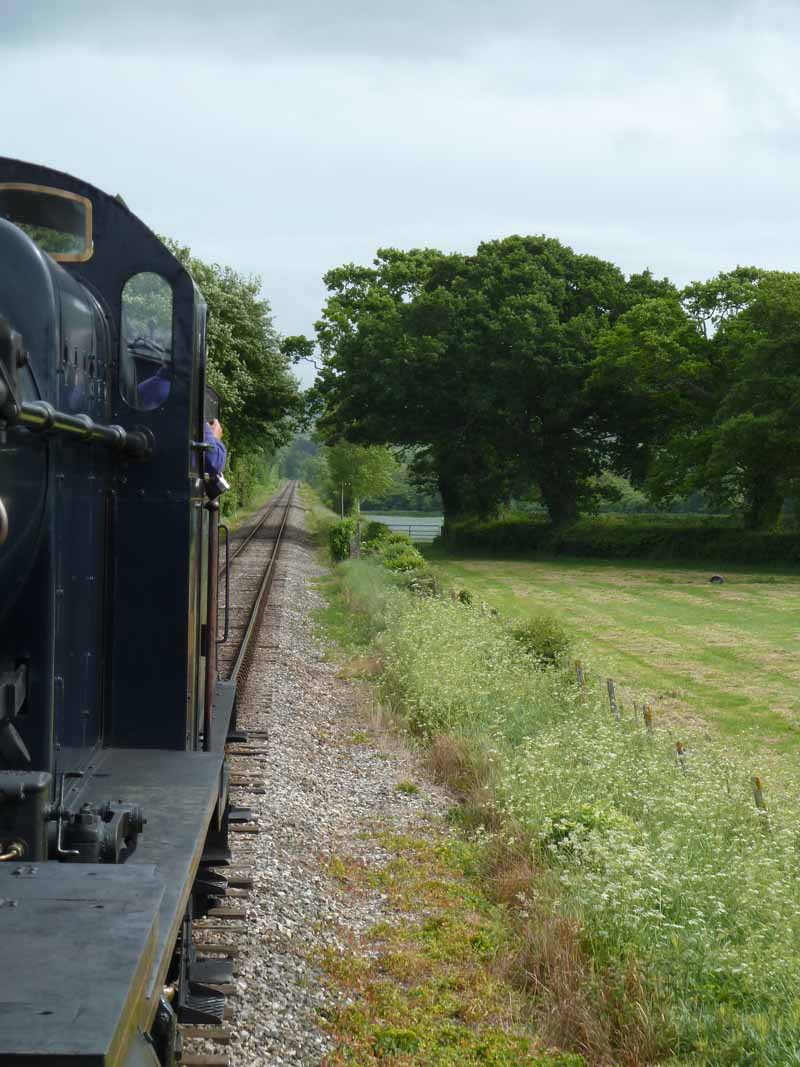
left=120, top=272, right=173, bottom=410
left=0, top=183, right=92, bottom=262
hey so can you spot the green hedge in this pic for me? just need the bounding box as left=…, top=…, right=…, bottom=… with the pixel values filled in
left=441, top=514, right=800, bottom=565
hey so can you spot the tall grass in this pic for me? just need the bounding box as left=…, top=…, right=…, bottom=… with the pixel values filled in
left=333, top=560, right=800, bottom=1066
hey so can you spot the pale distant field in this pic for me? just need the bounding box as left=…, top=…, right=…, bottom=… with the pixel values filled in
left=430, top=555, right=800, bottom=761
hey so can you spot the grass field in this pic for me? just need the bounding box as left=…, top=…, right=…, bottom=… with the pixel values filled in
left=427, top=553, right=800, bottom=761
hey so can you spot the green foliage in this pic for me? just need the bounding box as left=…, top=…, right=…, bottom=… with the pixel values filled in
left=361, top=456, right=443, bottom=512
left=329, top=559, right=402, bottom=641
left=320, top=829, right=585, bottom=1067
left=279, top=433, right=320, bottom=480
left=329, top=517, right=356, bottom=562
left=539, top=802, right=636, bottom=852
left=314, top=237, right=800, bottom=533
left=19, top=221, right=83, bottom=255
left=165, top=238, right=302, bottom=458
left=373, top=1027, right=420, bottom=1055
left=385, top=530, right=413, bottom=545
left=376, top=589, right=574, bottom=743
left=382, top=547, right=426, bottom=572
left=362, top=519, right=390, bottom=542
left=220, top=450, right=276, bottom=517
left=510, top=614, right=573, bottom=666
left=442, top=513, right=800, bottom=565
left=593, top=268, right=800, bottom=530
left=394, top=780, right=420, bottom=796
left=403, top=567, right=441, bottom=598
left=366, top=530, right=426, bottom=572
left=320, top=441, right=400, bottom=514
left=314, top=239, right=673, bottom=524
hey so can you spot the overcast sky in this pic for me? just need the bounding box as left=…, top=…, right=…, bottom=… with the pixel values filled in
left=2, top=0, right=798, bottom=386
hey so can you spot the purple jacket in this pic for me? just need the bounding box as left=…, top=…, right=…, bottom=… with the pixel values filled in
left=137, top=366, right=170, bottom=409
left=137, top=371, right=226, bottom=476
left=204, top=423, right=227, bottom=477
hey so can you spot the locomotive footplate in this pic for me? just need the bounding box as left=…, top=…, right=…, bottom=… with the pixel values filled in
left=0, top=748, right=226, bottom=1066
left=209, top=679, right=237, bottom=752
left=0, top=864, right=164, bottom=1065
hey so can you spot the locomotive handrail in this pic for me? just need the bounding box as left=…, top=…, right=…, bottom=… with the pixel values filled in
left=217, top=522, right=231, bottom=646
left=17, top=401, right=154, bottom=459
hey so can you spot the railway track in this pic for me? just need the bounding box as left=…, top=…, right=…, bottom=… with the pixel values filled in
left=180, top=481, right=298, bottom=1067
left=217, top=480, right=296, bottom=683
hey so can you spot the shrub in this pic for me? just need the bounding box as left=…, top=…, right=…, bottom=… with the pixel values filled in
left=363, top=519, right=391, bottom=542
left=329, top=517, right=356, bottom=562
left=511, top=614, right=573, bottom=666
left=378, top=537, right=426, bottom=572
left=383, top=547, right=426, bottom=572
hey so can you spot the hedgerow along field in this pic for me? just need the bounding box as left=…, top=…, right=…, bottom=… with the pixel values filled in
left=427, top=553, right=800, bottom=763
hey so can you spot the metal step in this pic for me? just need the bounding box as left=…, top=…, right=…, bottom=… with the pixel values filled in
left=178, top=984, right=225, bottom=1026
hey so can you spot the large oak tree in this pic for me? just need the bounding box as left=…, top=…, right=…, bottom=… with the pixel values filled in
left=315, top=236, right=669, bottom=524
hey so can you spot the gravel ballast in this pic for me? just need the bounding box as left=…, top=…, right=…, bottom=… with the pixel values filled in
left=201, top=496, right=451, bottom=1066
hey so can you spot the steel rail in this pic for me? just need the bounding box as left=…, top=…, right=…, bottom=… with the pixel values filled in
left=219, top=480, right=294, bottom=575
left=226, top=481, right=296, bottom=693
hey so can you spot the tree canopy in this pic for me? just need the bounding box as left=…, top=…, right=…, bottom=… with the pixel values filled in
left=322, top=442, right=399, bottom=515
left=309, top=233, right=800, bottom=531
left=314, top=236, right=672, bottom=524
left=592, top=268, right=800, bottom=529
left=167, top=239, right=303, bottom=458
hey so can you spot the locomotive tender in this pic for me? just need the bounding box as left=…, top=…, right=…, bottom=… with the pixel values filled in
left=0, top=158, right=240, bottom=1066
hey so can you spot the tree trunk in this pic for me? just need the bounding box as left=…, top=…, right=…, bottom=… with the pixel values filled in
left=742, top=481, right=783, bottom=531
left=539, top=475, right=579, bottom=528
left=438, top=473, right=465, bottom=527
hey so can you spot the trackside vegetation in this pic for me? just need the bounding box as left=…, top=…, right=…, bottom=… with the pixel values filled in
left=315, top=534, right=800, bottom=1066
left=322, top=829, right=584, bottom=1067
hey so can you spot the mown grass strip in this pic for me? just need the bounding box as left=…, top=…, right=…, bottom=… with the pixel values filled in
left=427, top=554, right=800, bottom=760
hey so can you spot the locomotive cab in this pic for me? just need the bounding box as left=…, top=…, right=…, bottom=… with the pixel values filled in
left=0, top=160, right=234, bottom=1067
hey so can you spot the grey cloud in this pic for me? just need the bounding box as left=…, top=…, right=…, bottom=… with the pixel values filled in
left=1, top=0, right=798, bottom=382
left=0, top=0, right=778, bottom=58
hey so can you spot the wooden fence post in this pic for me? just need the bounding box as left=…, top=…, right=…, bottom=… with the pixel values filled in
left=676, top=740, right=688, bottom=773
left=752, top=776, right=771, bottom=832
left=606, top=678, right=620, bottom=722
left=575, top=660, right=586, bottom=690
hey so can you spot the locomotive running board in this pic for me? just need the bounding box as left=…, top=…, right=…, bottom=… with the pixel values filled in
left=0, top=864, right=164, bottom=1065
left=0, top=750, right=227, bottom=1065
left=209, top=679, right=237, bottom=752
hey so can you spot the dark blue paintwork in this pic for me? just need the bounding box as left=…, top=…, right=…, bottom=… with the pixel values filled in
left=0, top=158, right=233, bottom=1066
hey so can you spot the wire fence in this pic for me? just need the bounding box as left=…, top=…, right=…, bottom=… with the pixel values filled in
left=383, top=522, right=442, bottom=544
left=574, top=658, right=771, bottom=822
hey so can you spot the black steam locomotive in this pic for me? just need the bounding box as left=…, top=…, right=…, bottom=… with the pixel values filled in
left=0, top=158, right=239, bottom=1065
